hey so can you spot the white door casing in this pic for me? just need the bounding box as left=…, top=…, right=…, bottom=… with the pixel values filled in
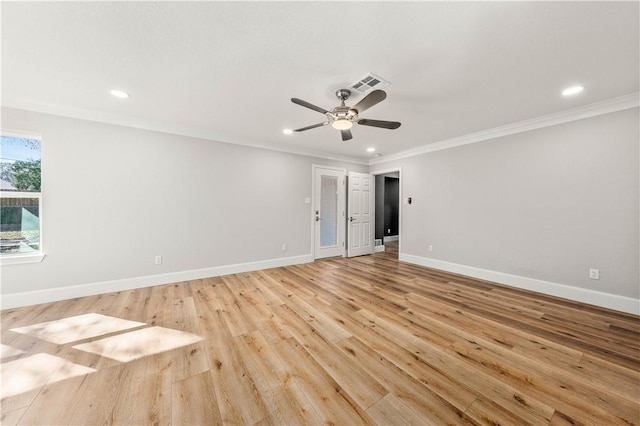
left=347, top=171, right=374, bottom=257
left=313, top=166, right=346, bottom=259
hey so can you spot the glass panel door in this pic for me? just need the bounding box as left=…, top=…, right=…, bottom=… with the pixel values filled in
left=313, top=167, right=345, bottom=259
left=320, top=176, right=338, bottom=247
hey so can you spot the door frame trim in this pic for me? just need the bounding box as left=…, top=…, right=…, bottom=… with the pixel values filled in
left=311, top=164, right=347, bottom=260
left=371, top=167, right=402, bottom=255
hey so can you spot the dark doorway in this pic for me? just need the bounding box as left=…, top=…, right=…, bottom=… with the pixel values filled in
left=374, top=171, right=399, bottom=257
left=383, top=177, right=399, bottom=237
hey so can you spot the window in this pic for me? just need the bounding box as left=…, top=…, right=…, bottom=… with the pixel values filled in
left=1, top=132, right=44, bottom=264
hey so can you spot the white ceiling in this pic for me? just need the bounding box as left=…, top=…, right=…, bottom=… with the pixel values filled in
left=2, top=1, right=638, bottom=164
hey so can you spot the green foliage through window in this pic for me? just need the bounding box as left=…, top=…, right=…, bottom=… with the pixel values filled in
left=1, top=134, right=42, bottom=254
left=11, top=160, right=41, bottom=191
left=1, top=135, right=41, bottom=192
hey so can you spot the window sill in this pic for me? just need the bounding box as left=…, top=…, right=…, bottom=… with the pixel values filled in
left=0, top=253, right=45, bottom=265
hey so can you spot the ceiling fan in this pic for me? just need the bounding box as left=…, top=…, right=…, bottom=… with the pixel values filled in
left=290, top=89, right=401, bottom=141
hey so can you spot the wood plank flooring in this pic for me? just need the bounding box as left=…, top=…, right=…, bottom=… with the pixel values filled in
left=1, top=246, right=639, bottom=425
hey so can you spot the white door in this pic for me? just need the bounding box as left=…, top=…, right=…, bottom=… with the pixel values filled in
left=347, top=172, right=374, bottom=257
left=313, top=167, right=346, bottom=259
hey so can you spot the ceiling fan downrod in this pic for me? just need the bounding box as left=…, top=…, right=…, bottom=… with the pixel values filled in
left=335, top=88, right=351, bottom=105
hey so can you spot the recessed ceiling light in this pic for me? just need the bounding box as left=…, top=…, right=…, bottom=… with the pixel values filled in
left=367, top=147, right=375, bottom=152
left=110, top=90, right=130, bottom=99
left=562, top=85, right=585, bottom=96
left=283, top=129, right=293, bottom=135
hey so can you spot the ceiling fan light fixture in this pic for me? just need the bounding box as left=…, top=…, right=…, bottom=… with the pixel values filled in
left=332, top=119, right=353, bottom=130
left=290, top=88, right=399, bottom=140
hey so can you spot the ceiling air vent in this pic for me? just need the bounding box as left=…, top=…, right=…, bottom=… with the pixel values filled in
left=348, top=72, right=390, bottom=94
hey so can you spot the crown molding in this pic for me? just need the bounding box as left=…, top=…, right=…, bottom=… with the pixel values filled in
left=1, top=99, right=369, bottom=166
left=370, top=92, right=640, bottom=166
left=4, top=92, right=637, bottom=169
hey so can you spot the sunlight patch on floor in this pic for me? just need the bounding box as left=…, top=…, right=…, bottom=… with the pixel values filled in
left=3, top=315, right=203, bottom=399
left=10, top=313, right=146, bottom=345
left=72, top=326, right=202, bottom=362
left=0, top=353, right=96, bottom=398
left=0, top=343, right=25, bottom=360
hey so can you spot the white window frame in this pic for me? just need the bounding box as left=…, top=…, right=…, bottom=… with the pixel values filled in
left=1, top=130, right=45, bottom=265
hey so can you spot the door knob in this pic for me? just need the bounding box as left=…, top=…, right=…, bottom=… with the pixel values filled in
left=316, top=216, right=321, bottom=221
left=349, top=217, right=355, bottom=222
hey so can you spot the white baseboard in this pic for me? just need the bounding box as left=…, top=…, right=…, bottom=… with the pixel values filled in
left=5, top=252, right=637, bottom=315
left=400, top=254, right=640, bottom=315
left=374, top=245, right=386, bottom=253
left=1, top=254, right=313, bottom=310
left=383, top=235, right=399, bottom=242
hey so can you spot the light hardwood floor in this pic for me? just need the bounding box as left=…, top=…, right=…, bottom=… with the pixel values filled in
left=1, top=250, right=639, bottom=425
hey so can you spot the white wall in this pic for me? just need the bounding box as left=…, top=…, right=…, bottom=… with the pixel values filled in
left=372, top=108, right=639, bottom=310
left=2, top=106, right=638, bottom=313
left=0, top=107, right=367, bottom=305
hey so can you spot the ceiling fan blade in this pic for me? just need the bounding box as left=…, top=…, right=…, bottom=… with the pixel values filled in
left=352, top=90, right=387, bottom=113
left=357, top=119, right=401, bottom=130
left=293, top=122, right=328, bottom=132
left=341, top=129, right=353, bottom=141
left=291, top=98, right=329, bottom=114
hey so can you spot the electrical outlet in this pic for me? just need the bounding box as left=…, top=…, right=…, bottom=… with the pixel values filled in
left=154, top=256, right=162, bottom=265
left=428, top=245, right=433, bottom=252
left=589, top=268, right=599, bottom=280
left=281, top=243, right=287, bottom=252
